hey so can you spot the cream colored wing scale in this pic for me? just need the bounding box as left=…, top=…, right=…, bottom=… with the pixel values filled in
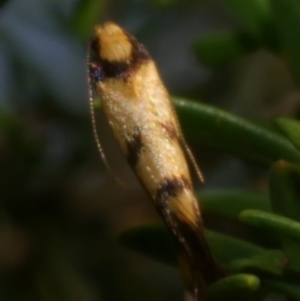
left=88, top=22, right=224, bottom=301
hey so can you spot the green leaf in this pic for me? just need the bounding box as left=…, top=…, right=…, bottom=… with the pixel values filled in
left=274, top=117, right=300, bottom=151
left=269, top=161, right=300, bottom=271
left=239, top=209, right=300, bottom=243
left=172, top=97, right=300, bottom=166
left=205, top=274, right=260, bottom=301
left=194, top=30, right=258, bottom=67
left=281, top=238, right=300, bottom=273
left=71, top=0, right=106, bottom=41
left=263, top=280, right=300, bottom=300
left=198, top=190, right=271, bottom=220
left=206, top=230, right=265, bottom=267
left=223, top=0, right=271, bottom=38
left=269, top=160, right=300, bottom=222
left=119, top=222, right=266, bottom=268
left=228, top=249, right=285, bottom=275
left=270, top=0, right=300, bottom=87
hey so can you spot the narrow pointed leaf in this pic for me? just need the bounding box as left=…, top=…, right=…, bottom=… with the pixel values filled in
left=269, top=160, right=300, bottom=224
left=205, top=274, right=260, bottom=301
left=264, top=280, right=300, bottom=300
left=198, top=190, right=271, bottom=220
left=228, top=249, right=285, bottom=275
left=274, top=117, right=300, bottom=151
left=269, top=160, right=300, bottom=271
left=173, top=97, right=300, bottom=166
left=239, top=210, right=300, bottom=243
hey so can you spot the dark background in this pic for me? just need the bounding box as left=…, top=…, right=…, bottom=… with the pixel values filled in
left=0, top=0, right=298, bottom=300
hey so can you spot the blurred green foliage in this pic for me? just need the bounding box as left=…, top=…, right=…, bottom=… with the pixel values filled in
left=1, top=0, right=300, bottom=300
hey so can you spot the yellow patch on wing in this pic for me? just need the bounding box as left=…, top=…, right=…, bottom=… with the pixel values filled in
left=168, top=191, right=199, bottom=227
left=94, top=22, right=132, bottom=62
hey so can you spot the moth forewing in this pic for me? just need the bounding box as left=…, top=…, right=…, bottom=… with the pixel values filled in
left=88, top=22, right=224, bottom=301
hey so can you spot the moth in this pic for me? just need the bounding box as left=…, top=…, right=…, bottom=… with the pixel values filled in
left=88, top=22, right=224, bottom=300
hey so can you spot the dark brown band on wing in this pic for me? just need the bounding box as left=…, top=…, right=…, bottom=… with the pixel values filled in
left=154, top=176, right=226, bottom=290
left=126, top=128, right=143, bottom=168
left=156, top=200, right=225, bottom=291
left=159, top=122, right=179, bottom=141
left=173, top=215, right=225, bottom=285
left=155, top=176, right=192, bottom=205
left=89, top=32, right=150, bottom=81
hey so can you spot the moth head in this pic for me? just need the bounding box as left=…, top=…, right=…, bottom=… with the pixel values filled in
left=93, top=22, right=132, bottom=63
left=88, top=22, right=150, bottom=83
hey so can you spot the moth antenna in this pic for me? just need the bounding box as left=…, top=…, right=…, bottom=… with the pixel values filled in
left=182, top=141, right=205, bottom=184
left=170, top=99, right=205, bottom=184
left=87, top=48, right=126, bottom=188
